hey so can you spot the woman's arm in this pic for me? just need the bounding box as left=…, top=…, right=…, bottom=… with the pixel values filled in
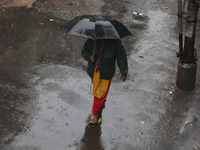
left=116, top=40, right=128, bottom=78
left=81, top=39, right=93, bottom=61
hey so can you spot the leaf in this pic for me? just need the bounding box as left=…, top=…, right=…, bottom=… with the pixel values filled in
left=139, top=56, right=144, bottom=58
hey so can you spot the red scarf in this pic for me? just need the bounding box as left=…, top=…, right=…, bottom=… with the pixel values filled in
left=95, top=40, right=104, bottom=72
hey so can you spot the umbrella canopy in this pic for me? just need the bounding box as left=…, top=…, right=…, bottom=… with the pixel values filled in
left=62, top=15, right=132, bottom=39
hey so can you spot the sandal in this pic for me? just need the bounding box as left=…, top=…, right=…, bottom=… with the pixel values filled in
left=97, top=118, right=103, bottom=124
left=90, top=113, right=97, bottom=124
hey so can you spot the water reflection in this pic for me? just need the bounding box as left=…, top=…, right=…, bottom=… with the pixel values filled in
left=79, top=123, right=104, bottom=150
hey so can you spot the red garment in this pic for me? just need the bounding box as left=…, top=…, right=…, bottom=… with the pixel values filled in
left=92, top=80, right=111, bottom=115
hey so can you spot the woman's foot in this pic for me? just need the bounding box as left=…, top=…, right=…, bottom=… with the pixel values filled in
left=90, top=113, right=97, bottom=124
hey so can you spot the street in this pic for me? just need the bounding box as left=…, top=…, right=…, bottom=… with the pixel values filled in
left=0, top=0, right=200, bottom=150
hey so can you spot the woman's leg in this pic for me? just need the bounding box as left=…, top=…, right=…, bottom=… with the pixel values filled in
left=90, top=81, right=111, bottom=123
left=92, top=96, right=106, bottom=115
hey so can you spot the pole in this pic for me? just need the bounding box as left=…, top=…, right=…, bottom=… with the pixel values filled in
left=176, top=0, right=199, bottom=91
left=178, top=0, right=183, bottom=53
left=183, top=0, right=199, bottom=63
left=93, top=39, right=96, bottom=56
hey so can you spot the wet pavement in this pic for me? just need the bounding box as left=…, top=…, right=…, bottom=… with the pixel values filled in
left=0, top=0, right=200, bottom=150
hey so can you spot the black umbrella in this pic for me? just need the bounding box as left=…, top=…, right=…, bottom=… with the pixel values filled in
left=61, top=15, right=131, bottom=54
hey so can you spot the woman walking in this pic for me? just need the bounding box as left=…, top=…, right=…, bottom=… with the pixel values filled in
left=81, top=39, right=128, bottom=123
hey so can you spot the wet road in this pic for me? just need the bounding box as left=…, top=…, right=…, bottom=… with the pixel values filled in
left=0, top=0, right=200, bottom=150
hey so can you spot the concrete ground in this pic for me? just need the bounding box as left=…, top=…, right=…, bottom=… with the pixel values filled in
left=0, top=0, right=200, bottom=150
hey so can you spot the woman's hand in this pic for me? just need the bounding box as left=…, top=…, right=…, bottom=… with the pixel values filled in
left=121, top=75, right=127, bottom=81
left=90, top=55, right=95, bottom=62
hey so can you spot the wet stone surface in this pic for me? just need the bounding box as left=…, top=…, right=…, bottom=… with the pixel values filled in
left=0, top=0, right=200, bottom=150
left=0, top=0, right=36, bottom=7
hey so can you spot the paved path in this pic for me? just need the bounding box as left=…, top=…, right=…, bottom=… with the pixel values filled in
left=0, top=0, right=200, bottom=150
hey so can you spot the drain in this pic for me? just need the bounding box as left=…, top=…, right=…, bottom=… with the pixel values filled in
left=53, top=0, right=87, bottom=12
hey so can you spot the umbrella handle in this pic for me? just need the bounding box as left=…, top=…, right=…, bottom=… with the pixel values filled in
left=93, top=39, right=96, bottom=56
